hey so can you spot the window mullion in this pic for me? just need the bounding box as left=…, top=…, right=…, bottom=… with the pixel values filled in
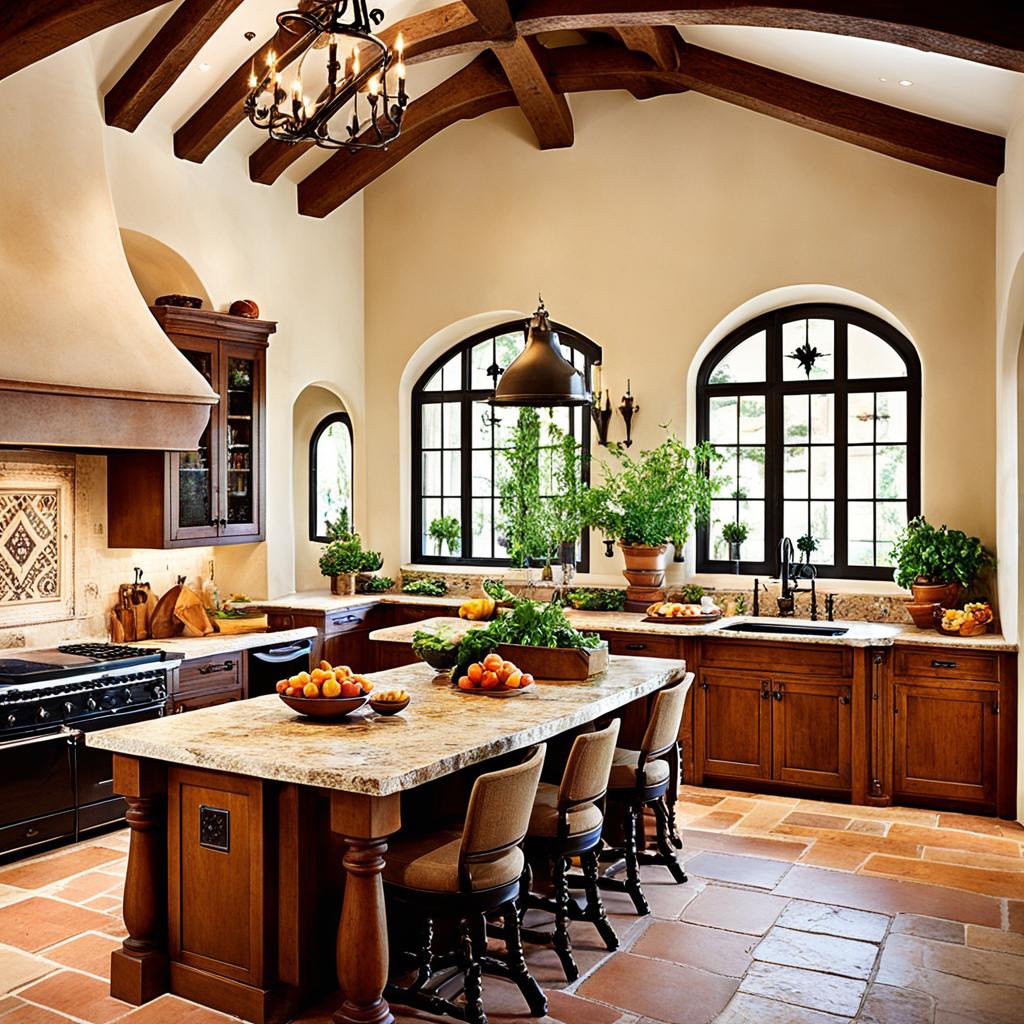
left=834, top=319, right=850, bottom=577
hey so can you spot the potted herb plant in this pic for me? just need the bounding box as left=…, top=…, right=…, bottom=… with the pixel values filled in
left=499, top=409, right=556, bottom=573
left=428, top=514, right=461, bottom=557
left=319, top=533, right=369, bottom=595
left=797, top=533, right=818, bottom=563
left=721, top=521, right=748, bottom=561
left=545, top=425, right=595, bottom=587
left=891, top=516, right=994, bottom=627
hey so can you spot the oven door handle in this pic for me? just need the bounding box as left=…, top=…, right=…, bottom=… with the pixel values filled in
left=0, top=729, right=77, bottom=750
left=251, top=640, right=314, bottom=664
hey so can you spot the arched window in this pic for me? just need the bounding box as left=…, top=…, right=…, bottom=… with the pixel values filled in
left=411, top=321, right=601, bottom=565
left=696, top=304, right=921, bottom=580
left=309, top=412, right=353, bottom=542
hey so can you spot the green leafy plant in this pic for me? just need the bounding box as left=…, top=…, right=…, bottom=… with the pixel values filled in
left=721, top=522, right=749, bottom=545
left=482, top=578, right=516, bottom=603
left=319, top=534, right=369, bottom=578
left=564, top=588, right=626, bottom=611
left=358, top=548, right=384, bottom=573
left=428, top=515, right=461, bottom=556
left=359, top=575, right=394, bottom=593
left=797, top=533, right=819, bottom=560
left=669, top=584, right=706, bottom=604
left=890, top=516, right=994, bottom=591
left=411, top=629, right=463, bottom=670
left=498, top=409, right=553, bottom=566
left=325, top=509, right=351, bottom=541
left=402, top=577, right=449, bottom=597
left=587, top=431, right=722, bottom=549
left=545, top=425, right=595, bottom=550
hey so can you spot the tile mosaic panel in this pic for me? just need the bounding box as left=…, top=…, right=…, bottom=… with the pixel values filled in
left=0, top=489, right=61, bottom=605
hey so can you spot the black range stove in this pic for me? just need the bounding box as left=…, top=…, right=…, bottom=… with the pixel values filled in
left=0, top=643, right=179, bottom=860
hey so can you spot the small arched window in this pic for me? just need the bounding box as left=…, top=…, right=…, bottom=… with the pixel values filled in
left=411, top=320, right=600, bottom=565
left=696, top=304, right=921, bottom=580
left=309, top=412, right=353, bottom=542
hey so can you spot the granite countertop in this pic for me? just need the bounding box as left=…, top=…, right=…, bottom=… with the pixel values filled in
left=134, top=627, right=318, bottom=661
left=85, top=656, right=689, bottom=796
left=255, top=591, right=464, bottom=613
left=370, top=614, right=1017, bottom=652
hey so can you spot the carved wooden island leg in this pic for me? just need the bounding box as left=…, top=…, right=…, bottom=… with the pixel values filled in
left=110, top=755, right=169, bottom=1005
left=330, top=791, right=401, bottom=1024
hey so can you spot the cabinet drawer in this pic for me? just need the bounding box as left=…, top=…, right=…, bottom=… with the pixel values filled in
left=177, top=654, right=243, bottom=697
left=606, top=633, right=680, bottom=659
left=172, top=688, right=242, bottom=714
left=893, top=647, right=1000, bottom=683
left=700, top=640, right=852, bottom=678
left=324, top=605, right=378, bottom=636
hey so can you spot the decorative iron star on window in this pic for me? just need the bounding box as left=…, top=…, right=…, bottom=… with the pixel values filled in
left=787, top=341, right=823, bottom=377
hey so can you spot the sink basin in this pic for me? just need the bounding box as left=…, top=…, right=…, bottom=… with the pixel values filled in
left=721, top=622, right=849, bottom=638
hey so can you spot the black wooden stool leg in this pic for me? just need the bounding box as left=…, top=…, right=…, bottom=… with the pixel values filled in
left=666, top=742, right=683, bottom=849
left=582, top=850, right=619, bottom=951
left=623, top=804, right=650, bottom=916
left=653, top=797, right=688, bottom=883
left=503, top=899, right=548, bottom=1017
left=461, top=917, right=486, bottom=1024
left=552, top=855, right=579, bottom=982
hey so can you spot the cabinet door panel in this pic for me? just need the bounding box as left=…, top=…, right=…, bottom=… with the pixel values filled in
left=772, top=680, right=852, bottom=790
left=894, top=683, right=997, bottom=805
left=323, top=629, right=372, bottom=672
left=697, top=672, right=771, bottom=780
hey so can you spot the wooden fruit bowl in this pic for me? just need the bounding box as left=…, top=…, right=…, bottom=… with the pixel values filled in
left=369, top=695, right=411, bottom=716
left=279, top=693, right=369, bottom=718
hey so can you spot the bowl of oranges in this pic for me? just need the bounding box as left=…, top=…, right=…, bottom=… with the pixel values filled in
left=455, top=653, right=534, bottom=697
left=276, top=660, right=374, bottom=718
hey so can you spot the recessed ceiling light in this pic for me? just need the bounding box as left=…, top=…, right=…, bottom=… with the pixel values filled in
left=198, top=61, right=212, bottom=72
left=898, top=79, right=913, bottom=87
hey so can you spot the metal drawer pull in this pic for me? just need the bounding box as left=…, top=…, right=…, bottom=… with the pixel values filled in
left=198, top=660, right=234, bottom=675
left=772, top=685, right=784, bottom=701
left=840, top=695, right=851, bottom=705
left=26, top=827, right=39, bottom=838
left=625, top=643, right=646, bottom=651
left=698, top=680, right=709, bottom=691
left=930, top=660, right=957, bottom=669
left=331, top=614, right=362, bottom=626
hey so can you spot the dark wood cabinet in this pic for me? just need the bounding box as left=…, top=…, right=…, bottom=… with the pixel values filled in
left=771, top=678, right=852, bottom=790
left=696, top=671, right=772, bottom=781
left=169, top=650, right=245, bottom=714
left=107, top=306, right=275, bottom=548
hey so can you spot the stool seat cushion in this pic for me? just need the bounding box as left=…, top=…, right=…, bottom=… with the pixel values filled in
left=527, top=782, right=603, bottom=839
left=384, top=829, right=524, bottom=894
left=608, top=748, right=670, bottom=790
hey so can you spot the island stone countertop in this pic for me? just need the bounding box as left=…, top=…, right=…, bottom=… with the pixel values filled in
left=254, top=591, right=464, bottom=612
left=133, top=626, right=318, bottom=661
left=369, top=613, right=1017, bottom=652
left=85, top=655, right=689, bottom=796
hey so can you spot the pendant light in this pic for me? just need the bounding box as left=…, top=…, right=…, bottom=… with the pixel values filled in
left=488, top=299, right=591, bottom=407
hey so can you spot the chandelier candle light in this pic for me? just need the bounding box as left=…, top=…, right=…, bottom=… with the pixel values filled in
left=244, top=0, right=408, bottom=150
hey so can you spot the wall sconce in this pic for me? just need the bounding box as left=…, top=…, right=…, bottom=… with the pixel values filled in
left=590, top=362, right=612, bottom=446
left=619, top=379, right=639, bottom=448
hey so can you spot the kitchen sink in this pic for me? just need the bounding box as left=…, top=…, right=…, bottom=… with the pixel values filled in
left=720, top=622, right=849, bottom=638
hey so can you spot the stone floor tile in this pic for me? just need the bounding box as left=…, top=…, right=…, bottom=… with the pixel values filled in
left=638, top=875, right=705, bottom=921
left=753, top=927, right=879, bottom=979
left=714, top=798, right=762, bottom=815
left=860, top=855, right=1024, bottom=899
left=738, top=961, right=866, bottom=1017
left=846, top=819, right=887, bottom=836
left=922, top=847, right=1024, bottom=873
left=965, top=925, right=1024, bottom=956
left=776, top=901, right=889, bottom=943
left=774, top=825, right=921, bottom=862
left=796, top=839, right=874, bottom=872
left=684, top=853, right=790, bottom=890
left=0, top=900, right=116, bottom=954
left=885, top=825, right=1023, bottom=859
left=0, top=849, right=122, bottom=892
left=48, top=874, right=122, bottom=906
left=793, top=801, right=937, bottom=827
left=782, top=812, right=852, bottom=831
left=680, top=885, right=788, bottom=936
left=578, top=952, right=737, bottom=1024
left=919, top=938, right=1024, bottom=987
left=936, top=813, right=1024, bottom=839
left=81, top=897, right=121, bottom=914
left=39, top=934, right=121, bottom=980
left=714, top=992, right=850, bottom=1023
left=732, top=803, right=791, bottom=833
left=0, top=996, right=22, bottom=1016
left=0, top=889, right=28, bottom=912
left=857, top=983, right=935, bottom=1024
left=687, top=811, right=745, bottom=832
left=113, top=994, right=238, bottom=1024
left=1008, top=901, right=1024, bottom=934
left=0, top=948, right=55, bottom=995
left=16, top=971, right=130, bottom=1024
left=541, top=991, right=623, bottom=1024
left=891, top=915, right=966, bottom=944
left=774, top=866, right=1001, bottom=926
left=631, top=920, right=756, bottom=977
left=680, top=830, right=807, bottom=862
left=0, top=1004, right=74, bottom=1024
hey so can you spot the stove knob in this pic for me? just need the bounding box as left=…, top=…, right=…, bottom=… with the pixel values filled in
left=64, top=702, right=75, bottom=716
left=154, top=685, right=167, bottom=699
left=86, top=697, right=98, bottom=711
left=6, top=715, right=15, bottom=727
left=37, top=708, right=51, bottom=721
left=123, top=690, right=134, bottom=704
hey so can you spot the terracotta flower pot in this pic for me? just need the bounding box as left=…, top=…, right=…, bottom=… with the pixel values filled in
left=905, top=602, right=941, bottom=629
left=910, top=581, right=961, bottom=608
left=619, top=542, right=670, bottom=573
left=619, top=542, right=669, bottom=607
left=330, top=573, right=357, bottom=596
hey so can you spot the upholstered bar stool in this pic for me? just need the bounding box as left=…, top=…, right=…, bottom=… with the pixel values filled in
left=383, top=744, right=547, bottom=1024
left=600, top=674, right=694, bottom=915
left=520, top=719, right=621, bottom=982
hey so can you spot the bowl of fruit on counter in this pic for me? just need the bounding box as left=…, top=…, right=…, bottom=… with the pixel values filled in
left=937, top=602, right=994, bottom=638
left=276, top=660, right=374, bottom=718
left=455, top=652, right=534, bottom=698
left=369, top=688, right=411, bottom=715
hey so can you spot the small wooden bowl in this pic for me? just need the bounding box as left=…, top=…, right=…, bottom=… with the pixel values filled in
left=369, top=695, right=411, bottom=716
left=279, top=693, right=369, bottom=718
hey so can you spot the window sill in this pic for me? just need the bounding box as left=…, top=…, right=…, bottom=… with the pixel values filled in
left=689, top=572, right=906, bottom=596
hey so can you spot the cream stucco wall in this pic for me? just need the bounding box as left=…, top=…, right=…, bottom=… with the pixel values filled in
left=362, top=91, right=997, bottom=579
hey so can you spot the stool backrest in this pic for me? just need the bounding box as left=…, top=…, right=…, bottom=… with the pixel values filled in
left=640, top=673, right=694, bottom=760
left=461, top=743, right=546, bottom=867
left=558, top=719, right=620, bottom=809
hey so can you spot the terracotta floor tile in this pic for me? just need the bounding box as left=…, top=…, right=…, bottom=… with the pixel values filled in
left=796, top=839, right=873, bottom=872
left=48, top=875, right=121, bottom=906
left=776, top=900, right=889, bottom=943
left=732, top=804, right=792, bottom=833
left=636, top=875, right=706, bottom=921
left=714, top=992, right=851, bottom=1023
left=631, top=920, right=757, bottom=977
left=0, top=948, right=56, bottom=995
left=80, top=898, right=120, bottom=915
left=966, top=925, right=1024, bottom=957
left=541, top=991, right=621, bottom=1024
left=578, top=952, right=738, bottom=1024
left=886, top=824, right=1023, bottom=859
left=753, top=927, right=878, bottom=979
left=714, top=798, right=762, bottom=814
left=0, top=1005, right=75, bottom=1024
left=1008, top=901, right=1024, bottom=935
left=0, top=996, right=22, bottom=1017
left=681, top=886, right=788, bottom=936
left=918, top=936, right=1024, bottom=987
left=857, top=983, right=936, bottom=1024
left=687, top=811, right=745, bottom=832
left=40, top=934, right=121, bottom=980
left=922, top=847, right=1024, bottom=872
left=113, top=994, right=238, bottom=1024
left=17, top=971, right=130, bottom=1024
left=793, top=800, right=937, bottom=826
left=678, top=787, right=727, bottom=807
left=680, top=829, right=807, bottom=862
left=860, top=855, right=1024, bottom=899
left=0, top=900, right=117, bottom=954
left=936, top=813, right=1024, bottom=839
left=738, top=961, right=866, bottom=1017
left=685, top=853, right=790, bottom=890
left=0, top=850, right=122, bottom=893
left=782, top=812, right=852, bottom=831
left=892, top=914, right=966, bottom=944
left=774, top=824, right=921, bottom=861
left=0, top=890, right=28, bottom=912
left=846, top=819, right=887, bottom=836
left=774, top=866, right=1001, bottom=927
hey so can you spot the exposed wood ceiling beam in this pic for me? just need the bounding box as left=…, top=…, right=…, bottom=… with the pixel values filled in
left=105, top=0, right=244, bottom=131
left=0, top=0, right=168, bottom=82
left=298, top=53, right=516, bottom=218
left=612, top=25, right=684, bottom=69
left=514, top=2, right=1024, bottom=72
left=494, top=36, right=574, bottom=148
left=462, top=0, right=516, bottom=42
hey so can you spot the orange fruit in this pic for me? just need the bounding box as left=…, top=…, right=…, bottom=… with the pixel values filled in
left=310, top=669, right=328, bottom=683
left=336, top=665, right=353, bottom=678
left=458, top=675, right=474, bottom=690
left=483, top=653, right=503, bottom=672
left=339, top=680, right=362, bottom=698
left=520, top=673, right=534, bottom=689
left=275, top=679, right=289, bottom=694
left=302, top=681, right=320, bottom=698
left=505, top=671, right=522, bottom=689
left=319, top=660, right=333, bottom=671
left=322, top=678, right=341, bottom=699
left=481, top=671, right=499, bottom=690
left=296, top=671, right=311, bottom=685
left=467, top=663, right=484, bottom=684
left=355, top=675, right=373, bottom=693
left=288, top=674, right=303, bottom=687
left=285, top=686, right=298, bottom=696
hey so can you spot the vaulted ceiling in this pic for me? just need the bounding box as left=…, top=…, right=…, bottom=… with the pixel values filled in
left=2, top=2, right=1022, bottom=218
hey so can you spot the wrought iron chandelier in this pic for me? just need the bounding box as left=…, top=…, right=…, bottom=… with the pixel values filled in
left=244, top=0, right=408, bottom=150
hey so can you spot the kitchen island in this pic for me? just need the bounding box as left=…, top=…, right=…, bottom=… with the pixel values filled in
left=86, top=655, right=688, bottom=1024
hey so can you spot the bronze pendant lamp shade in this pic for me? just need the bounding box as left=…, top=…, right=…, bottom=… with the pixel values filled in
left=489, top=300, right=591, bottom=407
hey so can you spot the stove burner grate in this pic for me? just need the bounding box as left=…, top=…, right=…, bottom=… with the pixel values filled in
left=56, top=643, right=157, bottom=661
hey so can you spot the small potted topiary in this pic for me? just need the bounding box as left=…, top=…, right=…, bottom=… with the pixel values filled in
left=320, top=533, right=373, bottom=596
left=891, top=516, right=993, bottom=628
left=721, top=521, right=748, bottom=562
left=428, top=515, right=461, bottom=557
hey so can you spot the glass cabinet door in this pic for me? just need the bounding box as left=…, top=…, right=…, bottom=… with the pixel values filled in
left=219, top=345, right=263, bottom=537
left=170, top=344, right=219, bottom=540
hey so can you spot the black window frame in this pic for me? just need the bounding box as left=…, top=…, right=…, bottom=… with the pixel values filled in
left=411, top=320, right=601, bottom=568
left=696, top=303, right=921, bottom=581
left=309, top=411, right=354, bottom=543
